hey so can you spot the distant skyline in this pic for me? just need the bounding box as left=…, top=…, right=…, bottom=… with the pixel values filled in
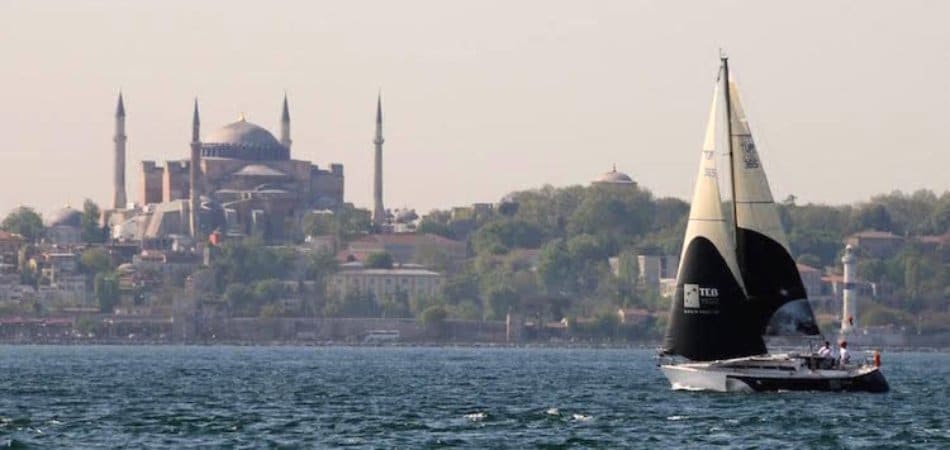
left=1, top=1, right=948, bottom=217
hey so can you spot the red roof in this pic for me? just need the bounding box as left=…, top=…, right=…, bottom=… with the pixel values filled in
left=350, top=233, right=462, bottom=246
left=0, top=230, right=24, bottom=241
left=849, top=230, right=902, bottom=240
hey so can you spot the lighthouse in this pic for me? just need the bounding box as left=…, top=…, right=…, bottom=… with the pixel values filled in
left=841, top=244, right=857, bottom=334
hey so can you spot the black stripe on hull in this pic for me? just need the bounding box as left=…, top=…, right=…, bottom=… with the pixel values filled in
left=730, top=369, right=889, bottom=393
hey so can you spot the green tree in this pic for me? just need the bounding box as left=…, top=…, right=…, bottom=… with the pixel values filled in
left=324, top=290, right=379, bottom=318
left=470, top=219, right=545, bottom=256
left=417, top=219, right=456, bottom=240
left=484, top=285, right=519, bottom=320
left=537, top=238, right=573, bottom=294
left=254, top=279, right=287, bottom=302
left=364, top=252, right=394, bottom=269
left=94, top=272, right=119, bottom=313
left=420, top=304, right=448, bottom=338
left=224, top=283, right=256, bottom=316
left=1, top=206, right=44, bottom=243
left=302, top=204, right=371, bottom=243
left=81, top=199, right=106, bottom=243
left=80, top=248, right=113, bottom=275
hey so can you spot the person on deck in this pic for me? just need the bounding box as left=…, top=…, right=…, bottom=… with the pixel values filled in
left=838, top=341, right=851, bottom=367
left=817, top=341, right=832, bottom=358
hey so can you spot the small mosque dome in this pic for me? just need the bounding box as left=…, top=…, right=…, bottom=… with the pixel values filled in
left=206, top=118, right=282, bottom=148
left=46, top=206, right=82, bottom=228
left=593, top=165, right=635, bottom=185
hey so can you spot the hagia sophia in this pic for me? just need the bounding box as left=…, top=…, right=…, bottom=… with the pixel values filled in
left=107, top=93, right=373, bottom=242
left=100, top=90, right=634, bottom=245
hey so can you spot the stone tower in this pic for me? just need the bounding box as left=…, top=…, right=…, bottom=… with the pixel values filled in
left=113, top=92, right=128, bottom=209
left=280, top=93, right=291, bottom=149
left=372, top=93, right=385, bottom=227
left=190, top=99, right=201, bottom=238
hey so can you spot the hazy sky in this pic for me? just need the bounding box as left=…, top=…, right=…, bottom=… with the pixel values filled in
left=1, top=1, right=948, bottom=217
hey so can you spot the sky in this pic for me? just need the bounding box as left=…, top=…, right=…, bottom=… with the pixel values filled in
left=1, top=1, right=948, bottom=218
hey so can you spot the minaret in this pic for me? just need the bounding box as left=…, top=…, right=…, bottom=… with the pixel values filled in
left=280, top=93, right=291, bottom=149
left=372, top=92, right=385, bottom=228
left=190, top=99, right=202, bottom=238
left=113, top=92, right=128, bottom=209
left=841, top=245, right=857, bottom=334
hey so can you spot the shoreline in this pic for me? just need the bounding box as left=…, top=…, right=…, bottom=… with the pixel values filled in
left=1, top=339, right=947, bottom=353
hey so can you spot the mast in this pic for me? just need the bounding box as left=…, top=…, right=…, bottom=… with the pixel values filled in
left=721, top=55, right=739, bottom=249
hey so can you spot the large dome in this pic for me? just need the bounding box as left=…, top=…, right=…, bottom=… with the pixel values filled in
left=202, top=117, right=289, bottom=161
left=206, top=118, right=281, bottom=148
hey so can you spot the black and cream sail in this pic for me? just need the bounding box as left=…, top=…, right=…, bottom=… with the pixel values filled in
left=726, top=78, right=820, bottom=337
left=662, top=83, right=765, bottom=362
left=663, top=61, right=819, bottom=362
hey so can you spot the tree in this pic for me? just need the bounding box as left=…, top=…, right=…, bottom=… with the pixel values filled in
left=324, top=290, right=379, bottom=318
left=417, top=219, right=456, bottom=240
left=537, top=238, right=573, bottom=294
left=484, top=285, right=519, bottom=320
left=420, top=304, right=448, bottom=338
left=81, top=199, right=106, bottom=243
left=470, top=219, right=545, bottom=255
left=224, top=283, right=256, bottom=316
left=94, top=272, right=119, bottom=313
left=302, top=204, right=372, bottom=243
left=849, top=203, right=894, bottom=233
left=254, top=279, right=287, bottom=302
left=364, top=252, right=394, bottom=269
left=1, top=206, right=44, bottom=243
left=80, top=248, right=113, bottom=275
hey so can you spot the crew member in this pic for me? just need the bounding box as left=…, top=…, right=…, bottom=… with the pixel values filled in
left=817, top=341, right=832, bottom=358
left=838, top=341, right=851, bottom=366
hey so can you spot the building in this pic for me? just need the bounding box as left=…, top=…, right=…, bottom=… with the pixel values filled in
left=339, top=233, right=467, bottom=265
left=329, top=263, right=444, bottom=303
left=609, top=253, right=678, bottom=290
left=635, top=254, right=678, bottom=289
left=109, top=94, right=346, bottom=241
left=592, top=165, right=637, bottom=187
left=0, top=231, right=24, bottom=273
left=844, top=230, right=904, bottom=258
left=796, top=263, right=823, bottom=299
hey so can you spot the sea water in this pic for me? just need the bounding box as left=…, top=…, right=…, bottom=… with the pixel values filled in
left=1, top=346, right=947, bottom=448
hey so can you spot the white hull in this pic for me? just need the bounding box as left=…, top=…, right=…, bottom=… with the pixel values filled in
left=660, top=354, right=888, bottom=393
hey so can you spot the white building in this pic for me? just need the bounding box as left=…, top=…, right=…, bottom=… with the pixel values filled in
left=328, top=263, right=444, bottom=302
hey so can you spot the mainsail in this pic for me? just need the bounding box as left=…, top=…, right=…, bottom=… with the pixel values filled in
left=662, top=82, right=766, bottom=361
left=664, top=58, right=821, bottom=362
left=726, top=76, right=820, bottom=336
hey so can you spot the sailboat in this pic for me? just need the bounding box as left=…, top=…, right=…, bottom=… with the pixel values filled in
left=658, top=56, right=888, bottom=393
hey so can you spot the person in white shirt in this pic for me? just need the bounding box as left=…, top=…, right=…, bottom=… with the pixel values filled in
left=838, top=341, right=851, bottom=366
left=817, top=341, right=832, bottom=358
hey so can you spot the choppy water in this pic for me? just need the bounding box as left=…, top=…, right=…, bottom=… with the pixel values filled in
left=1, top=346, right=947, bottom=448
